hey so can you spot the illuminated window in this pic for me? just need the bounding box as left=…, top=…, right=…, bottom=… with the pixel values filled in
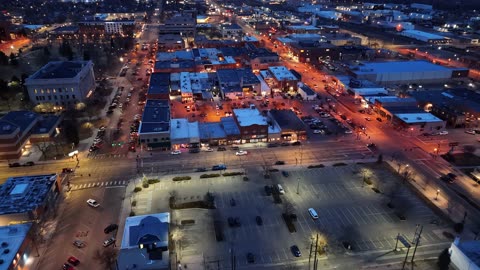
left=41, top=90, right=44, bottom=94
left=53, top=89, right=56, bottom=93
left=34, top=89, right=37, bottom=94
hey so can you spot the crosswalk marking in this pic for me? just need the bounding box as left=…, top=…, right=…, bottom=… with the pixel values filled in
left=70, top=180, right=129, bottom=191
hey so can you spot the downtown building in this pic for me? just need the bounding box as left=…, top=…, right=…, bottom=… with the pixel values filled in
left=25, top=61, right=96, bottom=110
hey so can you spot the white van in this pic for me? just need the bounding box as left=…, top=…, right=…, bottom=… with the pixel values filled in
left=277, top=184, right=285, bottom=194
left=308, top=208, right=318, bottom=219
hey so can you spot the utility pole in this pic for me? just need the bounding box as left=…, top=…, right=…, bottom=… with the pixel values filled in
left=410, top=225, right=424, bottom=263
left=308, top=239, right=313, bottom=269
left=313, top=234, right=319, bottom=270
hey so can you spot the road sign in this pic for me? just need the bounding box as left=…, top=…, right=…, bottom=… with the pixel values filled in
left=398, top=235, right=411, bottom=248
left=449, top=142, right=459, bottom=147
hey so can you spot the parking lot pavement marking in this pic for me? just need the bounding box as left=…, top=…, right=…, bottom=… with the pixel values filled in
left=281, top=248, right=289, bottom=260
left=338, top=208, right=354, bottom=225
left=372, top=238, right=385, bottom=249
left=354, top=240, right=368, bottom=251
left=330, top=209, right=348, bottom=227
left=384, top=236, right=396, bottom=247
left=347, top=208, right=364, bottom=225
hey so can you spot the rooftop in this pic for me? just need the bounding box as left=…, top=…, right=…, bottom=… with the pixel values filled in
left=234, top=108, right=267, bottom=127
left=139, top=100, right=170, bottom=134
left=217, top=69, right=260, bottom=86
left=269, top=109, right=306, bottom=131
left=456, top=240, right=480, bottom=266
left=268, top=66, right=297, bottom=81
left=28, top=61, right=91, bottom=80
left=220, top=117, right=241, bottom=136
left=199, top=122, right=227, bottom=140
left=148, top=73, right=171, bottom=96
left=0, top=223, right=32, bottom=270
left=0, top=111, right=38, bottom=136
left=32, top=115, right=61, bottom=135
left=395, top=113, right=443, bottom=123
left=0, top=174, right=57, bottom=215
left=121, top=213, right=170, bottom=249
left=170, top=119, right=199, bottom=141
left=401, top=29, right=448, bottom=40
left=353, top=60, right=455, bottom=74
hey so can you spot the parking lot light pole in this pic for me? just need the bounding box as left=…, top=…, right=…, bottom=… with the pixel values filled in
left=296, top=178, right=300, bottom=195
left=435, top=189, right=440, bottom=200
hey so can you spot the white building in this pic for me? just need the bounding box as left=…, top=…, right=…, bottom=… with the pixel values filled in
left=117, top=213, right=170, bottom=270
left=170, top=118, right=200, bottom=148
left=25, top=61, right=95, bottom=109
left=450, top=237, right=480, bottom=270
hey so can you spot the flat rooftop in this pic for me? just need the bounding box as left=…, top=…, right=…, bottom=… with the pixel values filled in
left=269, top=109, right=306, bottom=131
left=0, top=223, right=32, bottom=270
left=29, top=61, right=91, bottom=80
left=170, top=119, right=199, bottom=140
left=121, top=213, right=170, bottom=249
left=354, top=60, right=454, bottom=74
left=268, top=66, right=297, bottom=81
left=0, top=174, right=57, bottom=215
left=395, top=113, right=443, bottom=123
left=234, top=108, right=267, bottom=127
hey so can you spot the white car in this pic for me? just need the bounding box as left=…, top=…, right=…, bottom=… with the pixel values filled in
left=118, top=104, right=123, bottom=109
left=438, top=130, right=449, bottom=135
left=204, top=148, right=214, bottom=152
left=235, top=150, right=248, bottom=156
left=170, top=150, right=181, bottom=155
left=344, top=130, right=353, bottom=134
left=313, top=130, right=322, bottom=134
left=365, top=117, right=372, bottom=121
left=87, top=199, right=100, bottom=208
left=465, top=129, right=476, bottom=135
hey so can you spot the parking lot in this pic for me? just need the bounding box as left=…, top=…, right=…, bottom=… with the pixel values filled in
left=131, top=163, right=453, bottom=269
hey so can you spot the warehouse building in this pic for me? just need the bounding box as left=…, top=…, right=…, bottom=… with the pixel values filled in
left=350, top=60, right=468, bottom=84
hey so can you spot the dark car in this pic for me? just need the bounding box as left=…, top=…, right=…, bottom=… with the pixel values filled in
left=217, top=147, right=226, bottom=151
left=227, top=217, right=241, bottom=227
left=440, top=174, right=456, bottom=183
left=376, top=117, right=382, bottom=122
left=246, top=252, right=255, bottom=263
left=282, top=171, right=289, bottom=177
left=195, top=167, right=207, bottom=172
left=104, top=224, right=118, bottom=234
left=264, top=185, right=273, bottom=196
left=275, top=161, right=285, bottom=165
left=366, top=143, right=376, bottom=148
left=291, top=141, right=302, bottom=146
left=447, top=173, right=457, bottom=180
left=280, top=142, right=290, bottom=147
left=212, top=164, right=227, bottom=171
left=291, top=245, right=302, bottom=257
left=8, top=162, right=21, bottom=168
left=342, top=241, right=354, bottom=251
left=62, top=168, right=74, bottom=173
left=63, top=263, right=74, bottom=270
left=267, top=143, right=279, bottom=148
left=23, top=161, right=35, bottom=166
left=255, top=216, right=263, bottom=226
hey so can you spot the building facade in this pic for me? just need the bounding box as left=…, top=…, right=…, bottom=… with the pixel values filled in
left=25, top=61, right=95, bottom=109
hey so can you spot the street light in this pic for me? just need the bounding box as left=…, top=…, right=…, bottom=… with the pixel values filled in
left=435, top=189, right=440, bottom=200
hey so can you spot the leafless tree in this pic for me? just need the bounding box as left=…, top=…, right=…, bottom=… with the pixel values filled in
left=35, top=141, right=50, bottom=159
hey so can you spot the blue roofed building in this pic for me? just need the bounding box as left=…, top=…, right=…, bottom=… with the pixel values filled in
left=138, top=100, right=171, bottom=150
left=117, top=213, right=170, bottom=270
left=220, top=117, right=241, bottom=144
left=350, top=60, right=469, bottom=84
left=0, top=111, right=38, bottom=160
left=147, top=73, right=171, bottom=100
left=199, top=122, right=228, bottom=145
left=0, top=223, right=34, bottom=270
left=25, top=61, right=95, bottom=110
left=0, top=174, right=59, bottom=226
left=217, top=69, right=261, bottom=99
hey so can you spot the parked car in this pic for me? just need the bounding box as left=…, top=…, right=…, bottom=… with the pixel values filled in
left=23, top=161, right=35, bottom=166
left=376, top=117, right=382, bottom=122
left=465, top=129, right=476, bottom=135
left=282, top=171, right=289, bottom=177
left=62, top=168, right=74, bottom=173
left=67, top=256, right=80, bottom=266
left=275, top=161, right=285, bottom=165
left=104, top=224, right=118, bottom=234
left=217, top=146, right=226, bottom=151
left=246, top=252, right=255, bottom=263
left=63, top=263, right=74, bottom=270
left=8, top=162, right=21, bottom=168
left=103, top=237, right=115, bottom=247
left=264, top=185, right=273, bottom=196
left=438, top=130, right=449, bottom=135
left=291, top=245, right=302, bottom=257
left=212, top=164, right=227, bottom=171
left=276, top=184, right=285, bottom=194
left=227, top=217, right=241, bottom=227
left=170, top=150, right=181, bottom=155
left=195, top=167, right=207, bottom=172
left=291, top=141, right=302, bottom=146
left=73, top=240, right=85, bottom=248
left=86, top=199, right=100, bottom=208
left=308, top=208, right=319, bottom=220
left=235, top=150, right=248, bottom=156
left=255, top=216, right=263, bottom=226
